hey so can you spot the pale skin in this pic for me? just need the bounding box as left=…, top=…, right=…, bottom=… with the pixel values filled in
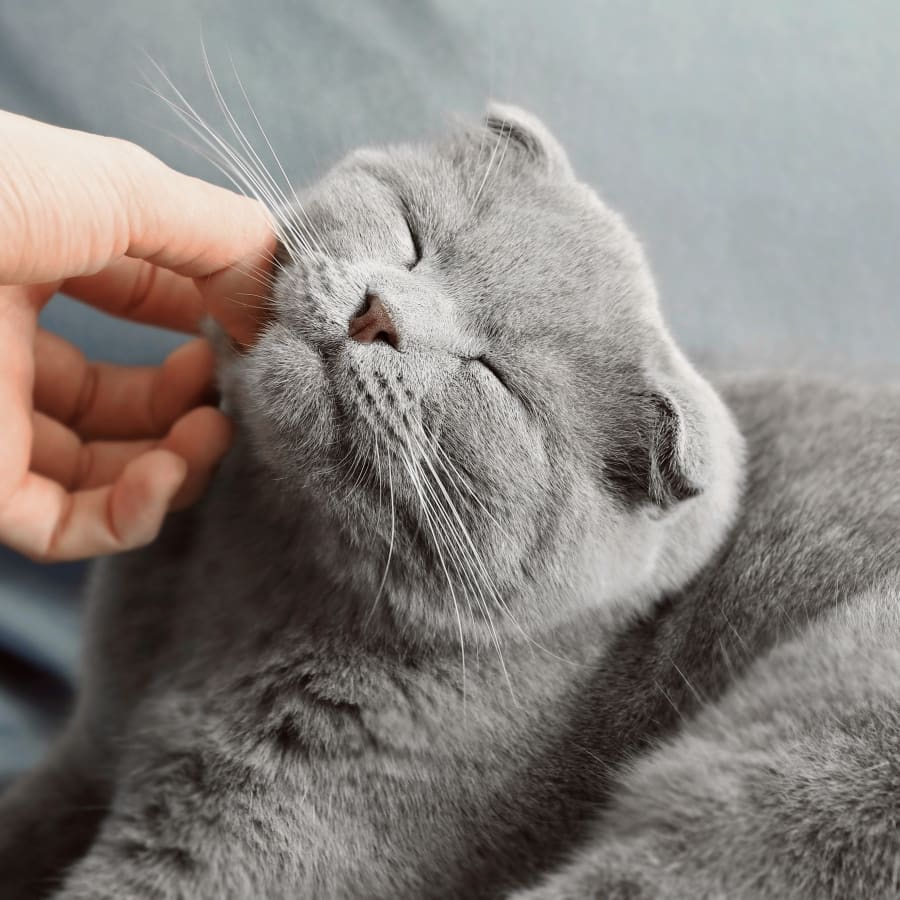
left=0, top=110, right=277, bottom=562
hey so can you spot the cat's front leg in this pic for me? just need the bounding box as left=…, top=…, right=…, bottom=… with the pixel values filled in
left=514, top=591, right=900, bottom=900
left=46, top=739, right=296, bottom=900
left=508, top=836, right=691, bottom=900
left=0, top=720, right=111, bottom=900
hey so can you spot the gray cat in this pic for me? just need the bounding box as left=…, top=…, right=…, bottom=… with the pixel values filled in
left=1, top=105, right=898, bottom=900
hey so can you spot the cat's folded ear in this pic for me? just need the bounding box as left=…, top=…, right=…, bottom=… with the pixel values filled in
left=483, top=102, right=574, bottom=179
left=645, top=385, right=706, bottom=508
left=608, top=374, right=710, bottom=510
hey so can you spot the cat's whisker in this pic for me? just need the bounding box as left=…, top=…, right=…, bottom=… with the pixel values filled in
left=141, top=69, right=260, bottom=200
left=653, top=678, right=688, bottom=725
left=229, top=256, right=280, bottom=284
left=148, top=106, right=300, bottom=262
left=200, top=47, right=285, bottom=203
left=336, top=441, right=368, bottom=498
left=720, top=608, right=751, bottom=656
left=221, top=292, right=275, bottom=311
left=406, top=432, right=515, bottom=699
left=367, top=438, right=396, bottom=629
left=426, top=485, right=515, bottom=699
left=403, top=437, right=481, bottom=635
left=668, top=659, right=707, bottom=708
left=420, top=423, right=513, bottom=540
left=344, top=434, right=371, bottom=494
left=332, top=425, right=370, bottom=491
left=227, top=265, right=274, bottom=290
left=400, top=442, right=468, bottom=709
left=373, top=431, right=384, bottom=519
left=417, top=427, right=583, bottom=668
left=409, top=433, right=508, bottom=606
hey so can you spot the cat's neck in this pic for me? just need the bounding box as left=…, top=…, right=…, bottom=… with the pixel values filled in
left=183, top=441, right=612, bottom=675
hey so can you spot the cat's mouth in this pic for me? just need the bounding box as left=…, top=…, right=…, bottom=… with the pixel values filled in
left=327, top=340, right=424, bottom=470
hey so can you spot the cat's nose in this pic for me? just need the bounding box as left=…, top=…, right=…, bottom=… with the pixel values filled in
left=348, top=293, right=400, bottom=349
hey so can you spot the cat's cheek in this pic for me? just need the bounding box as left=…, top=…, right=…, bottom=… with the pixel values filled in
left=438, top=382, right=557, bottom=568
left=234, top=327, right=334, bottom=473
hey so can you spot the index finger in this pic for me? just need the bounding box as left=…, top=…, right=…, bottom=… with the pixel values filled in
left=0, top=110, right=276, bottom=283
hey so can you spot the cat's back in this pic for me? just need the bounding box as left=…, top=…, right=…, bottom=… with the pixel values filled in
left=543, top=371, right=900, bottom=803
left=519, top=374, right=900, bottom=899
left=658, top=369, right=900, bottom=696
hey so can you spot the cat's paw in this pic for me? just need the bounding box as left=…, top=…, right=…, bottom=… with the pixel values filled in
left=510, top=874, right=656, bottom=900
left=509, top=871, right=655, bottom=900
left=507, top=837, right=688, bottom=900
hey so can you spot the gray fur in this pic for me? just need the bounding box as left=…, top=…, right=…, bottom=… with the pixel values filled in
left=1, top=106, right=897, bottom=899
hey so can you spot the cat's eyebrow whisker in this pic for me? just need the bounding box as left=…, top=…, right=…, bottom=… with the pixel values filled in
left=491, top=122, right=515, bottom=185
left=142, top=59, right=311, bottom=260
left=469, top=121, right=513, bottom=218
left=199, top=43, right=321, bottom=260
left=140, top=107, right=295, bottom=253
left=471, top=120, right=489, bottom=199
left=470, top=128, right=502, bottom=216
left=146, top=102, right=305, bottom=264
left=469, top=128, right=502, bottom=217
left=226, top=53, right=327, bottom=256
left=197, top=45, right=319, bottom=260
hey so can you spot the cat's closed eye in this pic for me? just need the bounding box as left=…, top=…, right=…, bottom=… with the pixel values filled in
left=404, top=214, right=423, bottom=271
left=472, top=356, right=512, bottom=394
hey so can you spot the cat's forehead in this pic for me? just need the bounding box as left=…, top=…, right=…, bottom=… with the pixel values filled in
left=311, top=125, right=553, bottom=216
left=289, top=125, right=657, bottom=329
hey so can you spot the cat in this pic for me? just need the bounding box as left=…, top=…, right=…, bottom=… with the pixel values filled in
left=0, top=103, right=898, bottom=900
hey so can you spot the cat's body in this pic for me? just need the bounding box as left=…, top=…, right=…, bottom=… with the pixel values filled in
left=1, top=107, right=898, bottom=899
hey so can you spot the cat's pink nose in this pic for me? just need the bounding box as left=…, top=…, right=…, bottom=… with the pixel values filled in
left=349, top=293, right=400, bottom=349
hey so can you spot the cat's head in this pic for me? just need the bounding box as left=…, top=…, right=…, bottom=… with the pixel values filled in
left=224, top=104, right=744, bottom=643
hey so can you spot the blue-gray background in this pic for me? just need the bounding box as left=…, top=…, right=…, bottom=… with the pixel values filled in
left=1, top=0, right=898, bottom=777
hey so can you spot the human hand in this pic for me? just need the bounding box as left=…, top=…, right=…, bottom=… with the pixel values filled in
left=0, top=110, right=276, bottom=561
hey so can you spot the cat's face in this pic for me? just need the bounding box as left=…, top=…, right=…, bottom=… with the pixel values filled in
left=229, top=105, right=742, bottom=642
